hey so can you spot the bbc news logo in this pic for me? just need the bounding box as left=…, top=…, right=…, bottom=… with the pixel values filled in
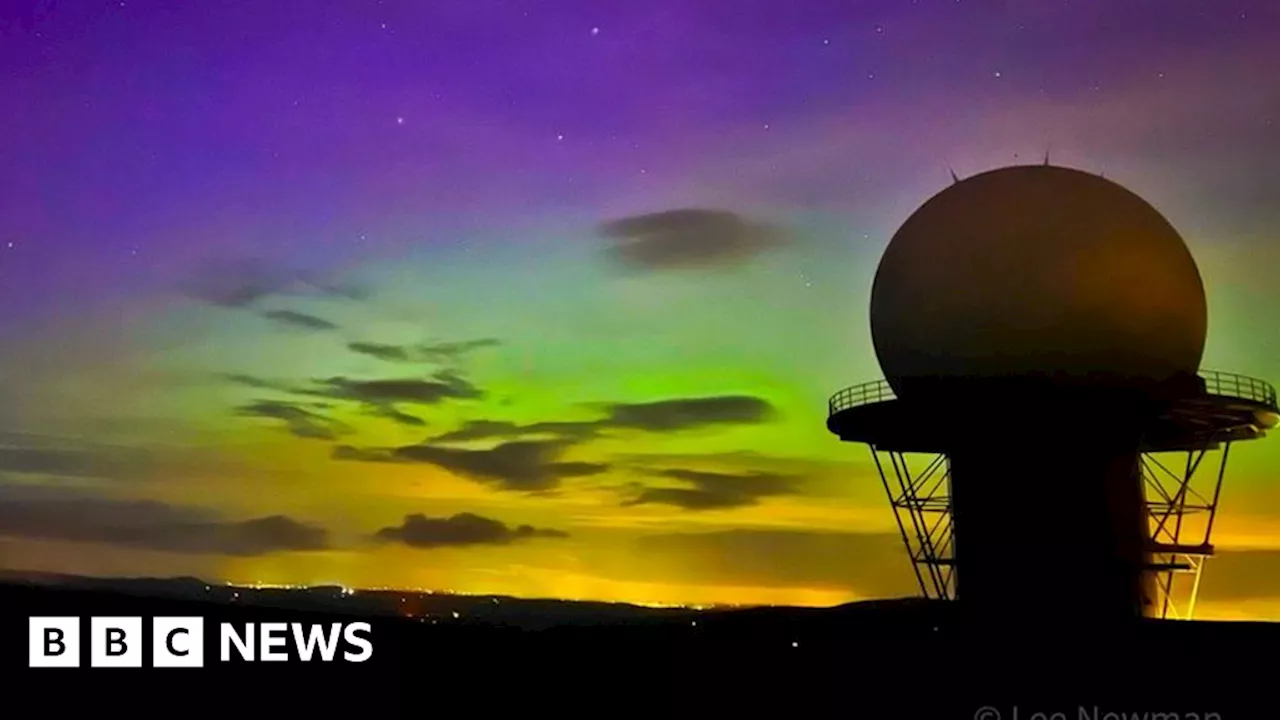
left=29, top=617, right=372, bottom=667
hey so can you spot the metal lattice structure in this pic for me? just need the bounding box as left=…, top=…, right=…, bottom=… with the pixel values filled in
left=870, top=450, right=955, bottom=600
left=1142, top=445, right=1231, bottom=619
left=837, top=370, right=1277, bottom=619
left=868, top=445, right=1235, bottom=618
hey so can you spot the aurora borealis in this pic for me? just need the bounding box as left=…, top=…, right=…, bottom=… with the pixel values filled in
left=2, top=1, right=1280, bottom=618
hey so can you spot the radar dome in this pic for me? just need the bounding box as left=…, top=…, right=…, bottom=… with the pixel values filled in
left=869, top=165, right=1207, bottom=397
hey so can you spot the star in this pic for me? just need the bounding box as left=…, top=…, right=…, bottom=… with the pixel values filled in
left=556, top=133, right=564, bottom=141
left=994, top=71, right=1002, bottom=78
left=591, top=27, right=600, bottom=36
left=396, top=116, right=404, bottom=124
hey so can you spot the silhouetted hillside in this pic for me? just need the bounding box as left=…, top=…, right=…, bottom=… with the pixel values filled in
left=4, top=578, right=1277, bottom=714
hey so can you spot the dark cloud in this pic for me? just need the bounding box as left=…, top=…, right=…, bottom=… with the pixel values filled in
left=317, top=371, right=482, bottom=405
left=597, top=208, right=788, bottom=270
left=392, top=440, right=608, bottom=492
left=221, top=374, right=296, bottom=392
left=333, top=439, right=608, bottom=492
left=431, top=419, right=601, bottom=443
left=222, top=371, right=481, bottom=406
left=362, top=405, right=426, bottom=427
left=235, top=400, right=352, bottom=440
left=427, top=395, right=776, bottom=445
left=622, top=468, right=800, bottom=510
left=374, top=512, right=568, bottom=549
left=331, top=445, right=394, bottom=463
left=182, top=258, right=366, bottom=308
left=430, top=420, right=523, bottom=442
left=223, top=371, right=482, bottom=433
left=333, top=394, right=773, bottom=492
left=0, top=435, right=267, bottom=486
left=600, top=396, right=776, bottom=431
left=0, top=447, right=110, bottom=477
left=262, top=309, right=338, bottom=331
left=0, top=441, right=165, bottom=482
left=634, top=529, right=917, bottom=597
left=0, top=490, right=328, bottom=556
left=417, top=338, right=501, bottom=361
left=614, top=451, right=871, bottom=499
left=348, top=342, right=411, bottom=362
left=347, top=338, right=501, bottom=363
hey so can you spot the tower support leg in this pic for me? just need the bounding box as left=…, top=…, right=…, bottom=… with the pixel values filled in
left=1143, top=443, right=1231, bottom=620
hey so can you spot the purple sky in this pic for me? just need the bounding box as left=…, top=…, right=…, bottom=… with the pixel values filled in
left=4, top=2, right=1276, bottom=318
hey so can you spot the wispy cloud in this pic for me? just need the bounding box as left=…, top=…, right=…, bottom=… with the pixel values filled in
left=0, top=488, right=329, bottom=556
left=374, top=512, right=568, bottom=549
left=261, top=310, right=339, bottom=331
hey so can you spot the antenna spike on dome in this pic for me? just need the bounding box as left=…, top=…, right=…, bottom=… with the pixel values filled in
left=1043, top=149, right=1051, bottom=166
left=946, top=165, right=960, bottom=184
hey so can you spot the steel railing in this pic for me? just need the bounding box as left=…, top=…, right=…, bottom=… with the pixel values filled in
left=828, top=370, right=1278, bottom=417
left=1198, top=369, right=1278, bottom=409
left=827, top=379, right=896, bottom=416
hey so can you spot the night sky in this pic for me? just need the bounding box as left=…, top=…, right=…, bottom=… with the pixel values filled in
left=2, top=1, right=1280, bottom=618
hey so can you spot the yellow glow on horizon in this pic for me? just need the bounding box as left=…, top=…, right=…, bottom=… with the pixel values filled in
left=218, top=556, right=859, bottom=609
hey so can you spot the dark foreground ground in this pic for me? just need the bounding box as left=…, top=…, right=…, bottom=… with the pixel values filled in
left=3, top=581, right=1275, bottom=716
